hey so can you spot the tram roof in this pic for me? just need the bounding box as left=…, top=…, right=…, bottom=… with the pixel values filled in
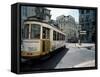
left=24, top=19, right=65, bottom=35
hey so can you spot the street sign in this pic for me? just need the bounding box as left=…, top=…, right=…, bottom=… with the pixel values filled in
left=79, top=30, right=86, bottom=35
left=80, top=31, right=86, bottom=33
left=80, top=32, right=86, bottom=34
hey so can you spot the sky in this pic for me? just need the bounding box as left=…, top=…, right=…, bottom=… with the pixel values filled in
left=47, top=8, right=79, bottom=23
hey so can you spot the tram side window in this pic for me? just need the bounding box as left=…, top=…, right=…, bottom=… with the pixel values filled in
left=58, top=33, right=60, bottom=40
left=31, top=24, right=40, bottom=39
left=61, top=34, right=63, bottom=40
left=23, top=24, right=29, bottom=39
left=60, top=33, right=61, bottom=40
left=62, top=35, right=64, bottom=40
left=53, top=31, right=56, bottom=40
left=58, top=33, right=59, bottom=40
left=56, top=32, right=58, bottom=40
left=42, top=27, right=50, bottom=39
left=47, top=28, right=50, bottom=39
left=64, top=35, right=65, bottom=40
left=62, top=35, right=65, bottom=40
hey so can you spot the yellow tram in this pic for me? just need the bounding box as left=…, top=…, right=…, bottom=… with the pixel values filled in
left=21, top=19, right=66, bottom=59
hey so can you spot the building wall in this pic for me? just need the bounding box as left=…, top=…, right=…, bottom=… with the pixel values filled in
left=21, top=6, right=51, bottom=22
left=79, top=9, right=96, bottom=43
left=27, top=7, right=36, bottom=17
left=56, top=15, right=78, bottom=42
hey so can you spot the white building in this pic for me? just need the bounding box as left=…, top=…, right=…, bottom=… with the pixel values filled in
left=56, top=15, right=78, bottom=42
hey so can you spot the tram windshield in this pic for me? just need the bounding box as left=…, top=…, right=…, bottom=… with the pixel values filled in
left=23, top=24, right=29, bottom=39
left=30, top=24, right=40, bottom=39
left=23, top=24, right=40, bottom=39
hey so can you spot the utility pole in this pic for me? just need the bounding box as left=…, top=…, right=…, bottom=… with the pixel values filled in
left=78, top=25, right=87, bottom=46
left=78, top=25, right=81, bottom=45
left=78, top=31, right=81, bottom=45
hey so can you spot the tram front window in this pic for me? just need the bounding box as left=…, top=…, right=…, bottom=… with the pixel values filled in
left=23, top=24, right=29, bottom=39
left=31, top=24, right=40, bottom=39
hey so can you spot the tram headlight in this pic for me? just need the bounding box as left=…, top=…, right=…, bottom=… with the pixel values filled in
left=21, top=45, right=24, bottom=51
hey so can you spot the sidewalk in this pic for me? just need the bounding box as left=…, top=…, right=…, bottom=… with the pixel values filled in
left=66, top=43, right=95, bottom=48
left=73, top=60, right=95, bottom=67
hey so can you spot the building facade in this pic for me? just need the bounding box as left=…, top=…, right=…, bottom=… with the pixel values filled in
left=79, top=9, right=96, bottom=43
left=56, top=15, right=78, bottom=42
left=21, top=6, right=51, bottom=25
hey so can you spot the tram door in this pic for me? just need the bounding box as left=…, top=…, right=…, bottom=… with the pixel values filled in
left=42, top=27, right=50, bottom=53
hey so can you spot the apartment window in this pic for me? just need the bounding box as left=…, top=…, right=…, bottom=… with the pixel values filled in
left=81, top=18, right=84, bottom=22
left=86, top=10, right=90, bottom=13
left=45, top=9, right=50, bottom=15
left=86, top=23, right=89, bottom=26
left=22, top=7, right=27, bottom=17
left=80, top=10, right=84, bottom=14
left=92, top=22, right=96, bottom=25
left=85, top=15, right=89, bottom=22
left=46, top=15, right=49, bottom=20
